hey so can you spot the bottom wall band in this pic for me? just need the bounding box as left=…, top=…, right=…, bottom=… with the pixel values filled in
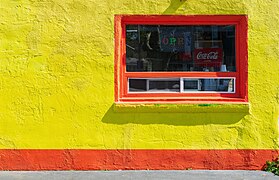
left=0, top=149, right=278, bottom=170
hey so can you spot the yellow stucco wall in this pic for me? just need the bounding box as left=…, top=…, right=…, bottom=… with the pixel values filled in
left=0, top=0, right=278, bottom=149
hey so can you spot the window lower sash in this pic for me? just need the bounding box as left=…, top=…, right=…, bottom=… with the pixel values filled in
left=128, top=77, right=235, bottom=94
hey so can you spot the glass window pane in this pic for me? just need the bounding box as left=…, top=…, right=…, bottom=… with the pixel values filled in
left=128, top=79, right=147, bottom=92
left=184, top=79, right=199, bottom=91
left=126, top=25, right=235, bottom=72
left=149, top=79, right=180, bottom=92
left=183, top=78, right=235, bottom=92
left=128, top=78, right=180, bottom=92
left=128, top=78, right=235, bottom=93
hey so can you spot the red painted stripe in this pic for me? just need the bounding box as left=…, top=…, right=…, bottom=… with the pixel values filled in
left=0, top=149, right=278, bottom=170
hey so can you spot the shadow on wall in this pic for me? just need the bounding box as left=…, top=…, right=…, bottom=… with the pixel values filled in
left=102, top=105, right=248, bottom=126
left=163, top=0, right=187, bottom=14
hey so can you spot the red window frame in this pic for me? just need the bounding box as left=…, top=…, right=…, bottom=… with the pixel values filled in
left=114, top=15, right=248, bottom=103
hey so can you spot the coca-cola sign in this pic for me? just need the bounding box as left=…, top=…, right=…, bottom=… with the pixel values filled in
left=196, top=51, right=219, bottom=60
left=194, top=48, right=223, bottom=67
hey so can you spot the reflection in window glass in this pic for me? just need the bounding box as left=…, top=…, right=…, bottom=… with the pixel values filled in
left=149, top=79, right=180, bottom=92
left=184, top=78, right=235, bottom=92
left=128, top=78, right=235, bottom=93
left=126, top=25, right=235, bottom=72
left=184, top=79, right=199, bottom=91
left=128, top=79, right=147, bottom=92
left=129, top=78, right=180, bottom=92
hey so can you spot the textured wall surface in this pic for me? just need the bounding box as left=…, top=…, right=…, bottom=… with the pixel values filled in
left=0, top=0, right=279, bottom=170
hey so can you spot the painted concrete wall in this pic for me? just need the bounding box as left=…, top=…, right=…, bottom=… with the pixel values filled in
left=0, top=0, right=278, bottom=169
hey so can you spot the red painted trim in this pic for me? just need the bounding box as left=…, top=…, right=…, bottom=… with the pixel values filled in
left=114, top=15, right=121, bottom=102
left=120, top=15, right=246, bottom=25
left=239, top=16, right=248, bottom=101
left=0, top=149, right=277, bottom=170
left=119, top=97, right=247, bottom=103
left=114, top=15, right=248, bottom=103
left=125, top=72, right=237, bottom=77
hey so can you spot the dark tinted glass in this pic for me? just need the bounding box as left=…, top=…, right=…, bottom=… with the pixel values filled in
left=126, top=25, right=235, bottom=72
left=129, top=78, right=180, bottom=92
left=128, top=78, right=234, bottom=93
left=184, top=78, right=234, bottom=92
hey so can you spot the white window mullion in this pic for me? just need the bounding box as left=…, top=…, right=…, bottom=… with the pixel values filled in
left=180, top=77, right=184, bottom=93
left=146, top=79, right=149, bottom=91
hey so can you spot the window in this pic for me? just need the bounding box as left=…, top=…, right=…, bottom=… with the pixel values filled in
left=114, top=15, right=248, bottom=103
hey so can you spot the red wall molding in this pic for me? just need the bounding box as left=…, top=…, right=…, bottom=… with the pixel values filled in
left=0, top=149, right=278, bottom=170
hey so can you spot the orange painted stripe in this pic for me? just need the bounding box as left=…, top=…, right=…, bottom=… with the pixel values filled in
left=0, top=149, right=278, bottom=170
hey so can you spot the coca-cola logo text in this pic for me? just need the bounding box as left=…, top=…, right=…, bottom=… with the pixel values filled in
left=196, top=51, right=219, bottom=60
left=194, top=48, right=222, bottom=67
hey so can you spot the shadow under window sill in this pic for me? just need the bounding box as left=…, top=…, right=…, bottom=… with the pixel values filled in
left=114, top=102, right=250, bottom=113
